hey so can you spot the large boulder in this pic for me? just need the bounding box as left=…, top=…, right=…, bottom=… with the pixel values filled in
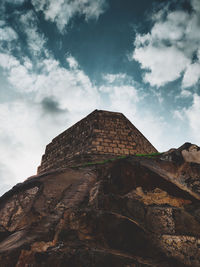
left=1, top=144, right=200, bottom=266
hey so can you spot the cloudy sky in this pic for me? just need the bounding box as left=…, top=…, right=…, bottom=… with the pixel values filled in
left=0, top=0, right=200, bottom=195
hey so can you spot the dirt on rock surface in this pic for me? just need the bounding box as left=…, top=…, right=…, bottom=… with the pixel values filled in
left=1, top=143, right=200, bottom=266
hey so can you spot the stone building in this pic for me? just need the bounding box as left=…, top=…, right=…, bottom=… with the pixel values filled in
left=37, top=110, right=158, bottom=173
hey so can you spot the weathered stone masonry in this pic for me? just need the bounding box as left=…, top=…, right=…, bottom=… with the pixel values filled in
left=38, top=110, right=158, bottom=173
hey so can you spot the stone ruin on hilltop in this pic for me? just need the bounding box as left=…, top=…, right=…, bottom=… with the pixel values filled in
left=37, top=109, right=158, bottom=173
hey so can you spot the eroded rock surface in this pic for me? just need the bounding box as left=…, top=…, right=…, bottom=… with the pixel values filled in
left=1, top=144, right=200, bottom=266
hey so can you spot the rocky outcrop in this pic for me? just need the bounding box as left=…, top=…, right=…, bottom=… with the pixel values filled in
left=1, top=143, right=200, bottom=266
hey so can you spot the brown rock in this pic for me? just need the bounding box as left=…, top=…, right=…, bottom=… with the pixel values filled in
left=1, top=144, right=200, bottom=266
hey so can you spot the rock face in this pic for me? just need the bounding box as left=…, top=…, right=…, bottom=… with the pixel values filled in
left=1, top=143, right=200, bottom=266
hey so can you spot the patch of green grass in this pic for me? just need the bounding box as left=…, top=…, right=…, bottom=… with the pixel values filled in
left=71, top=155, right=127, bottom=168
left=71, top=152, right=161, bottom=168
left=135, top=152, right=161, bottom=158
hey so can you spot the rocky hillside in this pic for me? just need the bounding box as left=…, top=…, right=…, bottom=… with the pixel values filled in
left=1, top=143, right=200, bottom=266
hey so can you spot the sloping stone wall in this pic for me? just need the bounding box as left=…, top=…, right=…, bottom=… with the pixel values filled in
left=37, top=110, right=157, bottom=173
left=89, top=111, right=156, bottom=155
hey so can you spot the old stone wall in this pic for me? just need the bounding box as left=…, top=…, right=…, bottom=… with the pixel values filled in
left=89, top=111, right=156, bottom=156
left=37, top=110, right=157, bottom=173
left=37, top=114, right=94, bottom=173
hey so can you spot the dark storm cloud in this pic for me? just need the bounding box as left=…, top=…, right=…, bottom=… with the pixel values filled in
left=41, top=97, right=66, bottom=114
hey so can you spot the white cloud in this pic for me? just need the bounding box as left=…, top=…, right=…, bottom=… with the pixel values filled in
left=0, top=53, right=19, bottom=69
left=0, top=53, right=37, bottom=93
left=0, top=98, right=70, bottom=196
left=180, top=89, right=192, bottom=98
left=31, top=0, right=107, bottom=32
left=0, top=161, right=14, bottom=196
left=173, top=93, right=200, bottom=146
left=0, top=52, right=100, bottom=109
left=103, top=73, right=126, bottom=84
left=173, top=110, right=184, bottom=121
left=9, top=65, right=36, bottom=92
left=0, top=101, right=43, bottom=186
left=23, top=57, right=33, bottom=70
left=31, top=57, right=99, bottom=113
left=20, top=11, right=47, bottom=56
left=100, top=73, right=139, bottom=111
left=151, top=11, right=188, bottom=42
left=132, top=3, right=200, bottom=88
left=134, top=45, right=189, bottom=87
left=100, top=84, right=139, bottom=112
left=184, top=94, right=200, bottom=143
left=67, top=56, right=79, bottom=69
left=0, top=26, right=18, bottom=42
left=0, top=21, right=18, bottom=55
left=182, top=62, right=200, bottom=88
